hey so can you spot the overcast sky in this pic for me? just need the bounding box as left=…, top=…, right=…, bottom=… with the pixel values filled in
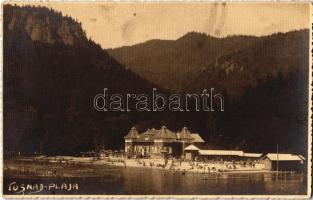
left=16, top=2, right=310, bottom=48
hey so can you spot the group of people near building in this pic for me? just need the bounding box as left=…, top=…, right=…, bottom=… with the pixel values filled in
left=121, top=126, right=305, bottom=172
left=129, top=156, right=262, bottom=174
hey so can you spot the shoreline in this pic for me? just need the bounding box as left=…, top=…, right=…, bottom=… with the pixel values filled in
left=104, top=159, right=288, bottom=175
left=4, top=156, right=301, bottom=178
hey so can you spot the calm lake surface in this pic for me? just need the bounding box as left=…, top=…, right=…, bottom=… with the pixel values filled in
left=3, top=163, right=307, bottom=195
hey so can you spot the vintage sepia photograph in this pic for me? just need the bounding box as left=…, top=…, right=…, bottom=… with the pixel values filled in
left=2, top=1, right=312, bottom=198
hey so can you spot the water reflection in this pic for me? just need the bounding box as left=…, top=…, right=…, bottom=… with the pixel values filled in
left=4, top=164, right=307, bottom=195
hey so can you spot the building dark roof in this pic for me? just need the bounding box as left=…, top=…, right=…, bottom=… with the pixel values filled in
left=148, top=128, right=159, bottom=135
left=141, top=129, right=153, bottom=136
left=261, top=153, right=305, bottom=161
left=137, top=129, right=155, bottom=142
left=184, top=144, right=200, bottom=151
left=124, top=127, right=140, bottom=139
left=153, top=125, right=176, bottom=139
left=124, top=126, right=205, bottom=143
left=191, top=133, right=205, bottom=143
left=177, top=127, right=194, bottom=141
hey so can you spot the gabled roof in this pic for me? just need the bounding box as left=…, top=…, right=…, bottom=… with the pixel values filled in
left=184, top=144, right=200, bottom=151
left=199, top=150, right=244, bottom=156
left=262, top=153, right=305, bottom=161
left=242, top=153, right=263, bottom=158
left=191, top=133, right=205, bottom=143
left=149, top=128, right=159, bottom=135
left=177, top=127, right=194, bottom=141
left=153, top=126, right=176, bottom=139
left=140, top=129, right=154, bottom=136
left=124, top=127, right=139, bottom=139
left=137, top=129, right=155, bottom=142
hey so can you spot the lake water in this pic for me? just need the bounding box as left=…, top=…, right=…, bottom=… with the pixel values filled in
left=3, top=163, right=307, bottom=195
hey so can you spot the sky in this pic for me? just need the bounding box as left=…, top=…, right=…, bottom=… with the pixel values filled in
left=14, top=2, right=311, bottom=48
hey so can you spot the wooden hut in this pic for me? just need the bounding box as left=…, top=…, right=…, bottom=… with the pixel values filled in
left=261, top=153, right=305, bottom=172
left=184, top=144, right=200, bottom=160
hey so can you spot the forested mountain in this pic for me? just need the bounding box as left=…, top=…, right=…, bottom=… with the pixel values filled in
left=3, top=5, right=163, bottom=155
left=108, top=33, right=257, bottom=93
left=108, top=30, right=309, bottom=96
left=3, top=5, right=309, bottom=156
left=187, top=30, right=309, bottom=96
left=109, top=28, right=309, bottom=155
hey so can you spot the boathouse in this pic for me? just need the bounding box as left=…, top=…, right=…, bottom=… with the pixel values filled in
left=190, top=133, right=205, bottom=147
left=124, top=126, right=205, bottom=158
left=261, top=153, right=305, bottom=171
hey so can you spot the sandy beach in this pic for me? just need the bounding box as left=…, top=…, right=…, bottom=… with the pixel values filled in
left=4, top=155, right=270, bottom=179
left=105, top=158, right=268, bottom=174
